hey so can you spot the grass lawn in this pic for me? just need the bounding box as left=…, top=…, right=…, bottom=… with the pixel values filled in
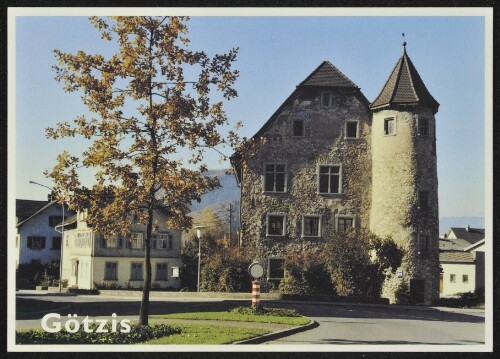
left=143, top=324, right=270, bottom=344
left=151, top=312, right=310, bottom=326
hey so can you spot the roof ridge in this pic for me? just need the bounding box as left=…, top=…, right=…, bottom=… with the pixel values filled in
left=402, top=51, right=420, bottom=102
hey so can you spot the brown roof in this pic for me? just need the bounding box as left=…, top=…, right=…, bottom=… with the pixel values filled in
left=370, top=46, right=439, bottom=113
left=439, top=251, right=475, bottom=263
left=298, top=61, right=358, bottom=88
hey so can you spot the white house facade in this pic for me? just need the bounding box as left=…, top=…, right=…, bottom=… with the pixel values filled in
left=61, top=210, right=182, bottom=290
left=16, top=200, right=74, bottom=266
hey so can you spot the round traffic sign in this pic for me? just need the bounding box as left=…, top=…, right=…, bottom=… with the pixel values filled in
left=248, top=262, right=264, bottom=279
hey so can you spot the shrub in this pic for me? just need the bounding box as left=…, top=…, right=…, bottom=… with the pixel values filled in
left=394, top=280, right=411, bottom=304
left=93, top=282, right=122, bottom=290
left=16, top=261, right=60, bottom=288
left=16, top=324, right=180, bottom=344
left=279, top=251, right=334, bottom=295
left=230, top=306, right=301, bottom=317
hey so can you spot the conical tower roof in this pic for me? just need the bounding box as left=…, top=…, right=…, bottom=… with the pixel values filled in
left=298, top=60, right=358, bottom=88
left=370, top=45, right=439, bottom=113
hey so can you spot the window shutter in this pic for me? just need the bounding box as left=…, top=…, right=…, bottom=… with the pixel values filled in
left=27, top=237, right=32, bottom=249
left=41, top=237, right=46, bottom=249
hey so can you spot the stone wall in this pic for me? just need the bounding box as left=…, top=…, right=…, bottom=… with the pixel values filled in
left=240, top=88, right=372, bottom=275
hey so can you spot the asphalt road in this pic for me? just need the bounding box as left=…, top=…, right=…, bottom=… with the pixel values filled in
left=15, top=291, right=485, bottom=346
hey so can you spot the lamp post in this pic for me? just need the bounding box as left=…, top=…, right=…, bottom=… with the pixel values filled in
left=195, top=226, right=206, bottom=293
left=29, top=181, right=65, bottom=292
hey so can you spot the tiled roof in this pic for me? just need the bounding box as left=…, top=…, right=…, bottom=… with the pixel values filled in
left=370, top=46, right=439, bottom=112
left=447, top=227, right=485, bottom=245
left=298, top=61, right=358, bottom=88
left=439, top=237, right=474, bottom=251
left=16, top=199, right=49, bottom=220
left=439, top=251, right=475, bottom=263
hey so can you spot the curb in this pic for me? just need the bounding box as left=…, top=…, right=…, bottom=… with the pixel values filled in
left=233, top=319, right=319, bottom=345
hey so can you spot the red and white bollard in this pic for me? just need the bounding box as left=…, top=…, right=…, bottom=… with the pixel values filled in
left=251, top=280, right=261, bottom=307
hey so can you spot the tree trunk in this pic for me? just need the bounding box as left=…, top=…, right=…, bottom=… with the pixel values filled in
left=139, top=208, right=154, bottom=326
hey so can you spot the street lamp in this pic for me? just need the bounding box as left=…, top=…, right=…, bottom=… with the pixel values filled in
left=195, top=226, right=206, bottom=293
left=29, top=181, right=65, bottom=293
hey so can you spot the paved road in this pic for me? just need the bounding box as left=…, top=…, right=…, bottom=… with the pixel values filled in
left=264, top=302, right=485, bottom=345
left=15, top=291, right=485, bottom=346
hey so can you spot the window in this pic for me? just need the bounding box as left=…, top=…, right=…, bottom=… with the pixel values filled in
left=268, top=258, right=285, bottom=279
left=51, top=237, right=61, bottom=250
left=336, top=216, right=354, bottom=232
left=100, top=237, right=107, bottom=248
left=302, top=216, right=321, bottom=237
left=318, top=165, right=341, bottom=194
left=27, top=236, right=46, bottom=250
left=419, top=235, right=430, bottom=254
left=292, top=119, right=305, bottom=137
left=418, top=118, right=429, bottom=136
left=346, top=121, right=359, bottom=139
left=154, top=233, right=174, bottom=249
left=384, top=118, right=395, bottom=135
left=266, top=214, right=286, bottom=236
left=264, top=164, right=287, bottom=192
left=48, top=216, right=64, bottom=228
left=419, top=191, right=429, bottom=209
left=130, top=262, right=143, bottom=281
left=462, top=275, right=469, bottom=283
left=156, top=263, right=168, bottom=281
left=450, top=274, right=456, bottom=283
left=104, top=262, right=118, bottom=280
left=126, top=233, right=144, bottom=249
left=321, top=92, right=331, bottom=107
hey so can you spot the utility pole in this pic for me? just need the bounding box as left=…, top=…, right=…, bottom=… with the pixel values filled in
left=229, top=203, right=232, bottom=246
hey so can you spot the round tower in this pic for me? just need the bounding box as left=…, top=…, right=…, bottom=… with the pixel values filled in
left=369, top=43, right=440, bottom=304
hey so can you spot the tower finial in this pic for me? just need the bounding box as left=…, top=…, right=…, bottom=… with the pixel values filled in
left=402, top=33, right=407, bottom=49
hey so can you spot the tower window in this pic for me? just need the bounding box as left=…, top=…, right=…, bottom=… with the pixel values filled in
left=292, top=119, right=305, bottom=137
left=419, top=235, right=430, bottom=254
left=384, top=118, right=395, bottom=135
left=264, top=163, right=287, bottom=192
left=418, top=118, right=429, bottom=136
left=346, top=121, right=359, bottom=139
left=318, top=165, right=341, bottom=194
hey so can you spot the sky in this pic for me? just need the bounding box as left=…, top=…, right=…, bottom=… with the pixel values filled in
left=11, top=10, right=490, bottom=219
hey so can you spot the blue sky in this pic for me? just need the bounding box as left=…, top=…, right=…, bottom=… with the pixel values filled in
left=13, top=13, right=489, bottom=219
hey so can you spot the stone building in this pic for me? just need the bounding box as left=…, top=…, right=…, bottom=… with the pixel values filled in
left=232, top=44, right=440, bottom=304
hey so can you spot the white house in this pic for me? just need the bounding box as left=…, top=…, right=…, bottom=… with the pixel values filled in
left=439, top=226, right=485, bottom=297
left=16, top=199, right=74, bottom=266
left=60, top=209, right=183, bottom=290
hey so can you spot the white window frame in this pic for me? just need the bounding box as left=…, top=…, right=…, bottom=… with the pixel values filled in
left=267, top=257, right=285, bottom=280
left=104, top=261, right=118, bottom=280
left=301, top=215, right=322, bottom=238
left=263, top=163, right=287, bottom=193
left=155, top=262, right=169, bottom=281
left=291, top=118, right=305, bottom=137
left=320, top=91, right=332, bottom=108
left=335, top=215, right=355, bottom=232
left=266, top=213, right=286, bottom=237
left=345, top=120, right=360, bottom=139
left=126, top=232, right=144, bottom=249
left=154, top=233, right=174, bottom=250
left=384, top=117, right=396, bottom=136
left=130, top=262, right=144, bottom=281
left=317, top=164, right=342, bottom=195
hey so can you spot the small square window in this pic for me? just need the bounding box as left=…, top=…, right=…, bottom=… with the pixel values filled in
left=268, top=258, right=285, bottom=279
left=302, top=216, right=321, bottom=237
left=337, top=217, right=354, bottom=232
left=418, top=118, right=429, bottom=136
left=346, top=121, right=359, bottom=138
left=292, top=119, right=304, bottom=137
left=384, top=118, right=395, bottom=135
left=462, top=275, right=469, bottom=283
left=450, top=274, right=456, bottom=283
left=267, top=214, right=285, bottom=236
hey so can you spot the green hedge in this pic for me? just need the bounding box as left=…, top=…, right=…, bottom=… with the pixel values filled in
left=16, top=324, right=180, bottom=344
left=230, top=306, right=301, bottom=317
